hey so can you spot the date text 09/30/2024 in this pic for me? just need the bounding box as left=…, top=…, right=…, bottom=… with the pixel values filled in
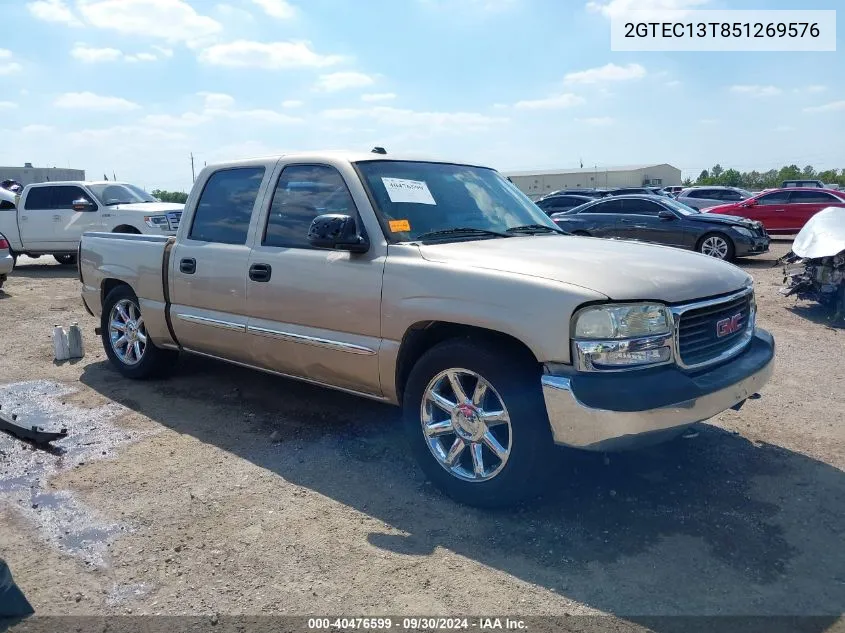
left=307, top=617, right=527, bottom=630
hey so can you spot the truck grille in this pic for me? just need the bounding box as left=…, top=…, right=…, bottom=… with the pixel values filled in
left=675, top=291, right=754, bottom=368
left=166, top=211, right=182, bottom=231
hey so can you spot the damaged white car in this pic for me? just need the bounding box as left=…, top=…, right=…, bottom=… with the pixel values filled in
left=780, top=207, right=845, bottom=322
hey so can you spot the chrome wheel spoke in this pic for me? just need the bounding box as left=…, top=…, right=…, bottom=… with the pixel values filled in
left=116, top=303, right=130, bottom=322
left=445, top=438, right=465, bottom=466
left=446, top=370, right=468, bottom=403
left=113, top=335, right=128, bottom=349
left=427, top=391, right=456, bottom=413
left=424, top=420, right=454, bottom=438
left=110, top=320, right=127, bottom=333
left=137, top=330, right=147, bottom=344
left=135, top=316, right=144, bottom=330
left=133, top=341, right=143, bottom=361
left=470, top=442, right=484, bottom=476
left=482, top=431, right=508, bottom=461
left=481, top=409, right=509, bottom=426
left=471, top=380, right=488, bottom=406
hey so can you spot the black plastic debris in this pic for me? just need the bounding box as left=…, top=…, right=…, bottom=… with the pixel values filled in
left=0, top=559, right=34, bottom=617
left=0, top=404, right=67, bottom=447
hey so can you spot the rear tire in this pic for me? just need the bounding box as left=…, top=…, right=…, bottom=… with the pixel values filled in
left=697, top=233, right=735, bottom=261
left=54, top=254, right=78, bottom=266
left=402, top=338, right=555, bottom=508
left=101, top=285, right=178, bottom=379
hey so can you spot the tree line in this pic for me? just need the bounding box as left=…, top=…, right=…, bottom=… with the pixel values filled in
left=685, top=165, right=845, bottom=190
left=151, top=189, right=189, bottom=204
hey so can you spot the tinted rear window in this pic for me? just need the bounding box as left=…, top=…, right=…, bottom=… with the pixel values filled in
left=189, top=167, right=265, bottom=244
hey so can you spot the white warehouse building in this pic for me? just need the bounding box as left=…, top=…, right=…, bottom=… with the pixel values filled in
left=504, top=163, right=682, bottom=198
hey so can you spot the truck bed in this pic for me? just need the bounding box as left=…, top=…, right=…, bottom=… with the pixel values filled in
left=79, top=232, right=173, bottom=320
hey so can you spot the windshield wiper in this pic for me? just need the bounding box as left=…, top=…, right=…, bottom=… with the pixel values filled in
left=414, top=227, right=513, bottom=241
left=505, top=224, right=567, bottom=235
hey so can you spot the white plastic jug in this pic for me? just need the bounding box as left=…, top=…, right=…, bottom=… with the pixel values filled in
left=67, top=322, right=84, bottom=359
left=53, top=325, right=69, bottom=361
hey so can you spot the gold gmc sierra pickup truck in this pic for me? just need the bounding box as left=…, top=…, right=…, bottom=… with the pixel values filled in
left=79, top=151, right=775, bottom=507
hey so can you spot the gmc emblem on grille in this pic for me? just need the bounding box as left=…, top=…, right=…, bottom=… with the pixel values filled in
left=716, top=313, right=743, bottom=338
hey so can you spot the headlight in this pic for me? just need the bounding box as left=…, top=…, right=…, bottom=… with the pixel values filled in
left=732, top=226, right=753, bottom=237
left=144, top=215, right=169, bottom=229
left=572, top=303, right=673, bottom=371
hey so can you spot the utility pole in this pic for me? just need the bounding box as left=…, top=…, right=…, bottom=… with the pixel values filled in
left=190, top=152, right=196, bottom=183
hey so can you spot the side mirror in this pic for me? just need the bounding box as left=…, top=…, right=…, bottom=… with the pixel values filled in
left=72, top=198, right=95, bottom=212
left=308, top=214, right=369, bottom=253
left=742, top=199, right=757, bottom=207
left=658, top=210, right=676, bottom=220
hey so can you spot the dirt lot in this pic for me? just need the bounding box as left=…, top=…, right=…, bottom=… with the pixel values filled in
left=1, top=242, right=844, bottom=626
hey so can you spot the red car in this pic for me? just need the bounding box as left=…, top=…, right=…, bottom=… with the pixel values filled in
left=705, top=187, right=845, bottom=234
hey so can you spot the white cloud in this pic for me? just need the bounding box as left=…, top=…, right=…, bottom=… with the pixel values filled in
left=251, top=0, right=295, bottom=19
left=315, top=71, right=375, bottom=92
left=586, top=0, right=709, bottom=19
left=198, top=92, right=235, bottom=109
left=27, top=0, right=83, bottom=26
left=578, top=116, right=615, bottom=126
left=54, top=91, right=141, bottom=111
left=321, top=106, right=506, bottom=132
left=0, top=101, right=17, bottom=110
left=361, top=92, right=396, bottom=102
left=665, top=80, right=681, bottom=87
left=198, top=40, right=344, bottom=69
left=77, top=0, right=222, bottom=44
left=0, top=49, right=22, bottom=75
left=152, top=45, right=174, bottom=57
left=513, top=93, right=585, bottom=110
left=67, top=125, right=187, bottom=143
left=143, top=93, right=302, bottom=128
left=565, top=62, right=646, bottom=84
left=281, top=99, right=303, bottom=108
left=126, top=52, right=157, bottom=62
left=0, top=62, right=23, bottom=75
left=729, top=84, right=782, bottom=97
left=22, top=124, right=55, bottom=134
left=804, top=100, right=845, bottom=114
left=71, top=44, right=123, bottom=62
left=802, top=85, right=828, bottom=94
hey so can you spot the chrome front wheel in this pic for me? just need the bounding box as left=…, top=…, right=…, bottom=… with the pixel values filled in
left=421, top=368, right=513, bottom=482
left=108, top=298, right=147, bottom=366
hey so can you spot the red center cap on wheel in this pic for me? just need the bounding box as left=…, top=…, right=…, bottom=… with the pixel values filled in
left=456, top=403, right=477, bottom=418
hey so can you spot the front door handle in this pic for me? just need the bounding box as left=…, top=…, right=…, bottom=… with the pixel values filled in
left=249, top=263, right=272, bottom=282
left=180, top=258, right=196, bottom=274
left=53, top=214, right=62, bottom=221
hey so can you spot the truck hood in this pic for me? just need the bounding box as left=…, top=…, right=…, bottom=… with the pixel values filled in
left=107, top=202, right=184, bottom=214
left=792, top=207, right=845, bottom=259
left=418, top=235, right=751, bottom=303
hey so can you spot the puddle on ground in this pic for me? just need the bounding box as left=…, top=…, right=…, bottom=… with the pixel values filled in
left=0, top=380, right=160, bottom=569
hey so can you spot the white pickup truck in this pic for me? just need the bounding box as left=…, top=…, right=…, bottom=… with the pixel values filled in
left=0, top=181, right=183, bottom=266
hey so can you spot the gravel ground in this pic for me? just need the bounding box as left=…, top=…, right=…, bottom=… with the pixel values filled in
left=1, top=243, right=843, bottom=627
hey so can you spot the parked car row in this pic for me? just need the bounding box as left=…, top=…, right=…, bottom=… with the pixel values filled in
left=549, top=194, right=769, bottom=261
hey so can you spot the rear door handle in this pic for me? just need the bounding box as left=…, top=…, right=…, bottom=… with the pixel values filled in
left=249, top=263, right=272, bottom=282
left=180, top=258, right=196, bottom=274
left=53, top=214, right=62, bottom=221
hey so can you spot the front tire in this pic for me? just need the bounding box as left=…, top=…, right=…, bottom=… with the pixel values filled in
left=54, top=254, right=78, bottom=266
left=697, top=233, right=735, bottom=261
left=402, top=338, right=555, bottom=507
left=101, top=285, right=178, bottom=379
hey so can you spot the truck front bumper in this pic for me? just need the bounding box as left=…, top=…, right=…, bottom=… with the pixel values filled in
left=540, top=328, right=775, bottom=451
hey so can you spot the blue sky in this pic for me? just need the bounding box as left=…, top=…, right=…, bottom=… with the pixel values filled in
left=1, top=0, right=843, bottom=191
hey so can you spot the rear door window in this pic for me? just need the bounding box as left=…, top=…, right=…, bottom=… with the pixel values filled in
left=189, top=167, right=266, bottom=244
left=787, top=191, right=839, bottom=204
left=23, top=187, right=54, bottom=210
left=622, top=199, right=663, bottom=216
left=583, top=199, right=624, bottom=214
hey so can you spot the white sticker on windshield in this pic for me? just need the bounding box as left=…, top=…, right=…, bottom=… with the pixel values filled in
left=381, top=177, right=436, bottom=205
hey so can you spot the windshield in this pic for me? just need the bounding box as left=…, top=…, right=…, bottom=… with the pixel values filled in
left=355, top=160, right=559, bottom=241
left=662, top=198, right=700, bottom=216
left=88, top=183, right=157, bottom=205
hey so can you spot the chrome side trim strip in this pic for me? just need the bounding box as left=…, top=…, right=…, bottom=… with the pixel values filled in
left=182, top=348, right=389, bottom=402
left=246, top=325, right=377, bottom=356
left=176, top=313, right=246, bottom=333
